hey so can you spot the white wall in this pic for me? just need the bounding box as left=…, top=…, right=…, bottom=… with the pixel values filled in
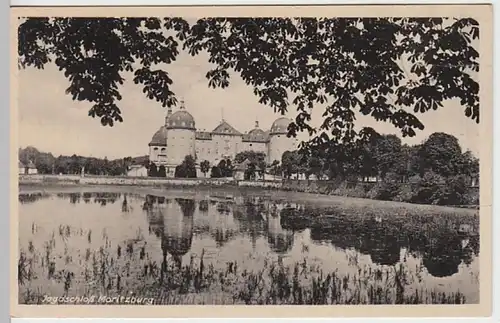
left=127, top=166, right=148, bottom=177
left=149, top=146, right=168, bottom=164
left=268, top=135, right=297, bottom=164
left=195, top=139, right=214, bottom=162
left=211, top=134, right=243, bottom=162
left=166, top=129, right=196, bottom=165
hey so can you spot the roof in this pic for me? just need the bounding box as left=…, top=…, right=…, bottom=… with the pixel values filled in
left=149, top=126, right=168, bottom=147
left=18, top=161, right=25, bottom=168
left=27, top=161, right=36, bottom=168
left=270, top=117, right=292, bottom=135
left=195, top=131, right=212, bottom=140
left=212, top=120, right=242, bottom=136
left=166, top=110, right=196, bottom=130
left=242, top=128, right=269, bottom=143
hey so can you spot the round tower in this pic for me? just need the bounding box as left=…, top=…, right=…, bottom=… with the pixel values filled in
left=148, top=107, right=172, bottom=165
left=268, top=117, right=296, bottom=164
left=165, top=100, right=196, bottom=166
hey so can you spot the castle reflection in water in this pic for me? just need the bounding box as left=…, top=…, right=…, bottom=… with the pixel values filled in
left=19, top=191, right=479, bottom=278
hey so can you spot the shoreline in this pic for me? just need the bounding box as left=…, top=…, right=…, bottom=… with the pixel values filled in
left=18, top=181, right=478, bottom=216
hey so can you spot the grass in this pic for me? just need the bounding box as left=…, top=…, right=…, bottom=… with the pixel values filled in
left=18, top=241, right=470, bottom=305
left=18, top=224, right=477, bottom=305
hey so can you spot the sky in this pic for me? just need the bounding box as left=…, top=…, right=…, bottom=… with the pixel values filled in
left=18, top=50, right=480, bottom=160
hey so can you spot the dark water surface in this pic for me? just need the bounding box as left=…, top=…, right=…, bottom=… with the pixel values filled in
left=18, top=190, right=479, bottom=305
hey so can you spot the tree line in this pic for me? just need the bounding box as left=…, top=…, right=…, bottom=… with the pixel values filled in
left=18, top=146, right=148, bottom=176
left=279, top=132, right=479, bottom=206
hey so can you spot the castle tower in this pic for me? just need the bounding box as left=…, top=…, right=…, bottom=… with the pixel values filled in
left=165, top=100, right=196, bottom=168
left=148, top=108, right=169, bottom=166
left=268, top=117, right=296, bottom=164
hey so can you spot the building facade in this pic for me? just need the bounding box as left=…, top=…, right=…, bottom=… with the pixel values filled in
left=148, top=101, right=297, bottom=177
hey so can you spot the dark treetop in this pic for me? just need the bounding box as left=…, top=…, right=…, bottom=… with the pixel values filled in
left=18, top=17, right=479, bottom=150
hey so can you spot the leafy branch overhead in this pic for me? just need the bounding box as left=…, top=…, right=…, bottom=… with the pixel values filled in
left=18, top=17, right=479, bottom=146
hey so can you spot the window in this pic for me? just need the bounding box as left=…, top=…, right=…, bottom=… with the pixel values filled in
left=154, top=148, right=158, bottom=151
left=249, top=144, right=253, bottom=147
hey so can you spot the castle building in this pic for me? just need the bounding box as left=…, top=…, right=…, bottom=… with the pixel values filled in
left=148, top=101, right=298, bottom=177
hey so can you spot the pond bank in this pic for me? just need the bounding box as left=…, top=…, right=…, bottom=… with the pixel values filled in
left=19, top=180, right=477, bottom=217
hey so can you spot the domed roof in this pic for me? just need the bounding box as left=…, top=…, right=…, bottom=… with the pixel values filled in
left=270, top=117, right=292, bottom=135
left=166, top=101, right=195, bottom=130
left=149, top=126, right=167, bottom=146
left=244, top=121, right=269, bottom=142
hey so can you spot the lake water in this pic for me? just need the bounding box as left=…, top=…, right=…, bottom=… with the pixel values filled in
left=18, top=189, right=480, bottom=305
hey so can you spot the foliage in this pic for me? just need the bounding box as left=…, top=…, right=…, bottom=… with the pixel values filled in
left=18, top=146, right=147, bottom=176
left=174, top=155, right=197, bottom=178
left=200, top=160, right=210, bottom=177
left=215, top=159, right=234, bottom=177
left=372, top=135, right=403, bottom=179
left=235, top=151, right=267, bottom=177
left=19, top=17, right=480, bottom=148
left=412, top=171, right=447, bottom=205
left=157, top=165, right=166, bottom=177
left=148, top=162, right=158, bottom=177
left=281, top=150, right=305, bottom=179
left=210, top=165, right=222, bottom=178
left=244, top=162, right=257, bottom=180
left=269, top=160, right=282, bottom=177
left=417, top=132, right=463, bottom=177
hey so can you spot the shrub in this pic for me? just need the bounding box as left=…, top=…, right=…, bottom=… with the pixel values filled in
left=412, top=171, right=446, bottom=204
left=210, top=166, right=222, bottom=178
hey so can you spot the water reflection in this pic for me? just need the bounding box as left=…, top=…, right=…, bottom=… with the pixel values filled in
left=267, top=211, right=294, bottom=254
left=18, top=193, right=50, bottom=204
left=25, top=191, right=480, bottom=279
left=143, top=196, right=195, bottom=268
left=18, top=190, right=480, bottom=304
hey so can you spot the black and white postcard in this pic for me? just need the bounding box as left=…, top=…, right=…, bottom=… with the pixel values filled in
left=10, top=4, right=493, bottom=318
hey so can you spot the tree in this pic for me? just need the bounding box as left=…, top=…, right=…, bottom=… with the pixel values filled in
left=19, top=17, right=479, bottom=149
left=235, top=151, right=267, bottom=176
left=281, top=151, right=299, bottom=179
left=269, top=160, right=282, bottom=178
left=148, top=162, right=158, bottom=177
left=223, top=159, right=234, bottom=177
left=158, top=165, right=167, bottom=177
left=210, top=165, right=222, bottom=178
left=175, top=155, right=197, bottom=178
left=244, top=162, right=257, bottom=180
left=216, top=159, right=233, bottom=177
left=200, top=160, right=210, bottom=177
left=307, top=156, right=324, bottom=180
left=418, top=132, right=463, bottom=177
left=373, top=134, right=403, bottom=180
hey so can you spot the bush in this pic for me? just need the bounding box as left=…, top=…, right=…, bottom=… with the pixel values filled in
left=210, top=166, right=223, bottom=178
left=157, top=165, right=166, bottom=177
left=333, top=181, right=367, bottom=198
left=175, top=155, right=197, bottom=178
left=432, top=174, right=469, bottom=206
left=393, top=184, right=414, bottom=203
left=412, top=171, right=446, bottom=204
